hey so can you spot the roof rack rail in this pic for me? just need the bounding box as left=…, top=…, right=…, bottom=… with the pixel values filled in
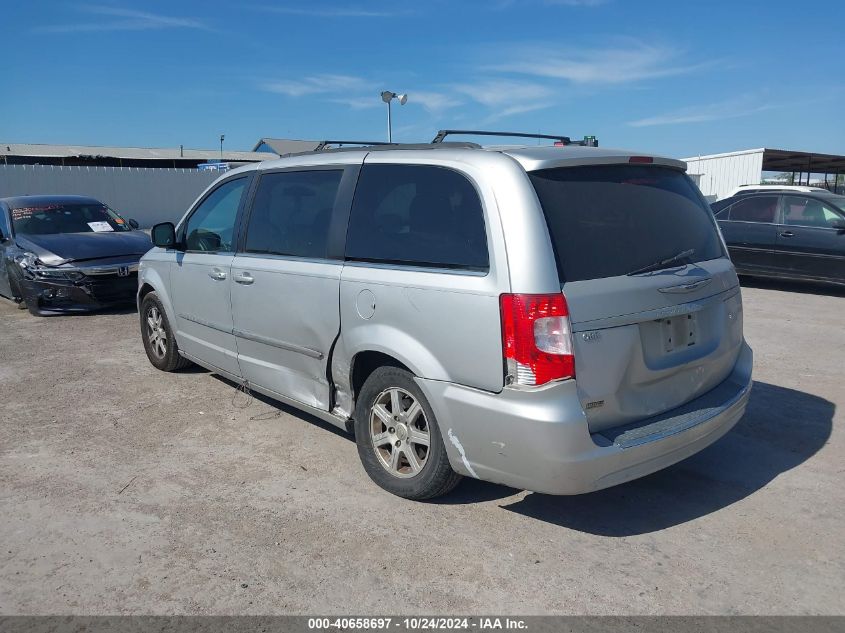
left=314, top=140, right=396, bottom=151
left=431, top=129, right=598, bottom=147
left=279, top=140, right=483, bottom=158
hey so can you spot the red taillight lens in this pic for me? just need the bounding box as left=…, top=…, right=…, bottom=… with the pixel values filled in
left=628, top=155, right=654, bottom=163
left=500, top=293, right=575, bottom=387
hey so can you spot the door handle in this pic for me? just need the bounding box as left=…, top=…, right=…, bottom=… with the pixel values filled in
left=233, top=272, right=254, bottom=285
left=208, top=268, right=227, bottom=280
left=780, top=231, right=795, bottom=238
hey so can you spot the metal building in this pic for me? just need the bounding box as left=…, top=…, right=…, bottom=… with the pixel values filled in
left=683, top=148, right=845, bottom=201
left=1, top=142, right=273, bottom=168
left=253, top=138, right=322, bottom=156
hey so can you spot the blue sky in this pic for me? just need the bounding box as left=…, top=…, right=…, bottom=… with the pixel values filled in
left=3, top=0, right=844, bottom=159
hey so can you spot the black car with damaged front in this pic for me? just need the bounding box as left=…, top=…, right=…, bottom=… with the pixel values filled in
left=0, top=195, right=152, bottom=315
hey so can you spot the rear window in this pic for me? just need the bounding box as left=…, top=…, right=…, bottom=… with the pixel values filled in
left=529, top=165, right=724, bottom=282
left=345, top=164, right=488, bottom=271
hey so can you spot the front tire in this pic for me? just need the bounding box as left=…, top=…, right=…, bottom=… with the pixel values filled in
left=354, top=366, right=461, bottom=500
left=140, top=292, right=192, bottom=372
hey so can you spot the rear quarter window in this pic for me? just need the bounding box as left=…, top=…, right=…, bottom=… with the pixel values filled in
left=529, top=165, right=724, bottom=282
left=727, top=196, right=778, bottom=223
left=345, top=164, right=488, bottom=271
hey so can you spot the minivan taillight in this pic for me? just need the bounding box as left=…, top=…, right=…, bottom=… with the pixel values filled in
left=500, top=293, right=575, bottom=387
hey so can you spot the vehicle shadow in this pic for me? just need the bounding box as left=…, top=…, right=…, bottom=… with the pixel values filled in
left=739, top=275, right=845, bottom=298
left=497, top=381, right=833, bottom=535
left=210, top=374, right=353, bottom=441
left=435, top=477, right=521, bottom=504
left=175, top=364, right=211, bottom=374
left=209, top=375, right=527, bottom=502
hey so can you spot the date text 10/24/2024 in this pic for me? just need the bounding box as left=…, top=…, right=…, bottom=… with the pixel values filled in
left=307, top=618, right=528, bottom=630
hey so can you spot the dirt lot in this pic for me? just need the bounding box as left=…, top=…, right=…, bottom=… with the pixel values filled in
left=1, top=279, right=843, bottom=615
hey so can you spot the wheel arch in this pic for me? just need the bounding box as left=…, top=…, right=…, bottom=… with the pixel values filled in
left=350, top=350, right=413, bottom=405
left=137, top=265, right=177, bottom=327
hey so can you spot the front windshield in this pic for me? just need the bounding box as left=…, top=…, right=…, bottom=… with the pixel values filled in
left=10, top=203, right=132, bottom=235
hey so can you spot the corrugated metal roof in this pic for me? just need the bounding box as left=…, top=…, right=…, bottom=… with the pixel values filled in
left=683, top=148, right=845, bottom=175
left=681, top=148, right=766, bottom=161
left=0, top=142, right=273, bottom=162
left=252, top=138, right=322, bottom=155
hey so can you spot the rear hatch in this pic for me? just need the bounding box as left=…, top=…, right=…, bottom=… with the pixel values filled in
left=529, top=163, right=743, bottom=432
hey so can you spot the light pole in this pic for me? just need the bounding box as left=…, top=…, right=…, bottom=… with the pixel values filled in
left=219, top=134, right=225, bottom=162
left=380, top=91, right=407, bottom=143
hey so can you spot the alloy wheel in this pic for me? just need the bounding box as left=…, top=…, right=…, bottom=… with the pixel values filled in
left=369, top=387, right=430, bottom=478
left=146, top=305, right=167, bottom=359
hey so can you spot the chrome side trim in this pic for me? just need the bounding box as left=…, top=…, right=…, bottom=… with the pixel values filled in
left=734, top=269, right=845, bottom=287
left=728, top=246, right=772, bottom=253
left=772, top=251, right=845, bottom=261
left=232, top=328, right=324, bottom=359
left=177, top=313, right=233, bottom=334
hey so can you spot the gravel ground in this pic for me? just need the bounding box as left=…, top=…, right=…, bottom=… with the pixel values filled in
left=0, top=278, right=843, bottom=615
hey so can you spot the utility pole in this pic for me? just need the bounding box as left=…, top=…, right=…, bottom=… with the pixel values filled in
left=380, top=91, right=407, bottom=143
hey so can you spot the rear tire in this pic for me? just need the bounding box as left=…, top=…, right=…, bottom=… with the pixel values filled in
left=140, top=292, right=192, bottom=372
left=354, top=366, right=462, bottom=500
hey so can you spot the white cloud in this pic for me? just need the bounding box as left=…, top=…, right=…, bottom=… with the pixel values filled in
left=328, top=97, right=382, bottom=110
left=255, top=5, right=409, bottom=17
left=489, top=41, right=710, bottom=84
left=545, top=0, right=609, bottom=5
left=409, top=91, right=464, bottom=113
left=36, top=5, right=212, bottom=33
left=452, top=80, right=555, bottom=120
left=261, top=74, right=370, bottom=97
left=455, top=80, right=554, bottom=106
left=495, top=0, right=609, bottom=8
left=627, top=97, right=779, bottom=127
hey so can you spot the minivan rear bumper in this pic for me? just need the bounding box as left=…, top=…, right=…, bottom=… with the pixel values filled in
left=417, top=341, right=752, bottom=495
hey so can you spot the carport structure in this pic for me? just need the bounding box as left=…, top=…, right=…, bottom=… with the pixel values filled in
left=760, top=148, right=845, bottom=188
left=683, top=148, right=845, bottom=200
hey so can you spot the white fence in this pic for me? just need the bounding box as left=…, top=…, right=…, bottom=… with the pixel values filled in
left=0, top=164, right=223, bottom=227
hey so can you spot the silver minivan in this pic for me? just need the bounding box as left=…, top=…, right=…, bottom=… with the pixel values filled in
left=139, top=131, right=752, bottom=500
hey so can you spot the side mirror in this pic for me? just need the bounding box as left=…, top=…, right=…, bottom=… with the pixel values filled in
left=831, top=220, right=845, bottom=232
left=128, top=218, right=140, bottom=230
left=151, top=222, right=177, bottom=249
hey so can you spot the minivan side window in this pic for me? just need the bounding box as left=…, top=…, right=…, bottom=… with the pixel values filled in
left=243, top=170, right=343, bottom=259
left=782, top=196, right=844, bottom=229
left=345, top=164, right=488, bottom=270
left=727, top=196, right=778, bottom=223
left=184, top=178, right=247, bottom=252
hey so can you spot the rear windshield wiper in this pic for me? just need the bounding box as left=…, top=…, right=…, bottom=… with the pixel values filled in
left=627, top=248, right=695, bottom=276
